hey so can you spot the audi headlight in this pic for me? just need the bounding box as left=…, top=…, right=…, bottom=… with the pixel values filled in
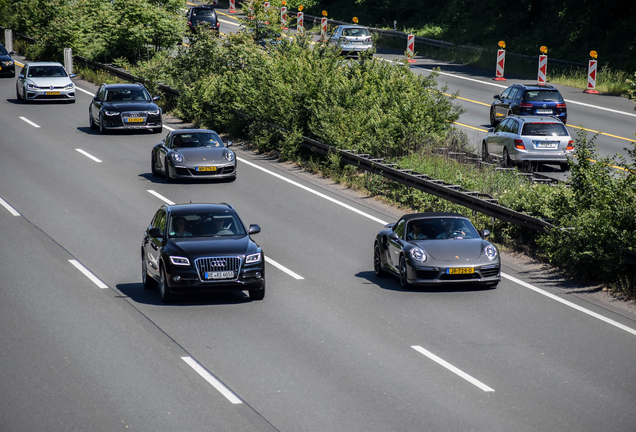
left=171, top=153, right=183, bottom=163
left=224, top=151, right=235, bottom=162
left=245, top=253, right=261, bottom=264
left=104, top=110, right=119, bottom=116
left=484, top=245, right=498, bottom=261
left=170, top=256, right=190, bottom=266
left=148, top=109, right=160, bottom=115
left=410, top=248, right=427, bottom=262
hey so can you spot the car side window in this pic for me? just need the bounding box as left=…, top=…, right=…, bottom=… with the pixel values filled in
left=500, top=88, right=512, bottom=99
left=508, top=119, right=520, bottom=135
left=508, top=88, right=520, bottom=100
left=394, top=220, right=406, bottom=239
left=496, top=118, right=510, bottom=133
left=96, top=86, right=105, bottom=101
left=152, top=210, right=167, bottom=234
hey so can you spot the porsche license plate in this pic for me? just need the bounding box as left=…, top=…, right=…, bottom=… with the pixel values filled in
left=125, top=117, right=144, bottom=123
left=197, top=166, right=217, bottom=172
left=206, top=271, right=234, bottom=280
left=535, top=109, right=552, bottom=114
left=447, top=267, right=474, bottom=274
left=46, top=91, right=60, bottom=95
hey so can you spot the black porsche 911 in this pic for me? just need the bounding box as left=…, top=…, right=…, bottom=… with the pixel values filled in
left=374, top=213, right=500, bottom=289
left=141, top=203, right=265, bottom=303
left=89, top=83, right=162, bottom=134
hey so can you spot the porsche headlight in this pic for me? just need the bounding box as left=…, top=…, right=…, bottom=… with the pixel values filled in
left=410, top=248, right=427, bottom=262
left=171, top=153, right=183, bottom=163
left=104, top=110, right=119, bottom=116
left=170, top=256, right=190, bottom=266
left=148, top=109, right=160, bottom=115
left=484, top=244, right=497, bottom=261
left=245, top=252, right=261, bottom=264
left=224, top=151, right=235, bottom=162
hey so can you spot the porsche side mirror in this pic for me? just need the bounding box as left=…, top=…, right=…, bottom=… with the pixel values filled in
left=388, top=232, right=399, bottom=240
left=482, top=229, right=490, bottom=238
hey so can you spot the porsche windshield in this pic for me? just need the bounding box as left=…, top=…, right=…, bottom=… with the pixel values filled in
left=171, top=132, right=224, bottom=148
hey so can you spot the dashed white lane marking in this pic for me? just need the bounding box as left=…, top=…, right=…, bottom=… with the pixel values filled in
left=0, top=197, right=20, bottom=216
left=412, top=345, right=495, bottom=392
left=181, top=356, right=243, bottom=404
left=19, top=117, right=40, bottom=128
left=147, top=190, right=175, bottom=205
left=265, top=256, right=304, bottom=280
left=69, top=259, right=109, bottom=289
left=75, top=149, right=102, bottom=163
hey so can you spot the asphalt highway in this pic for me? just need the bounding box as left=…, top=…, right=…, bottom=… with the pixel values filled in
left=1, top=16, right=636, bottom=432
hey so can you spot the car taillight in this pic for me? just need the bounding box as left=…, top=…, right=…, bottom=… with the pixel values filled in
left=514, top=139, right=525, bottom=150
left=556, top=102, right=566, bottom=108
left=519, top=101, right=533, bottom=108
left=566, top=140, right=574, bottom=150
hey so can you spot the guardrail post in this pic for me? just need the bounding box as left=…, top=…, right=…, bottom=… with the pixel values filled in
left=4, top=29, right=12, bottom=53
left=64, top=48, right=73, bottom=75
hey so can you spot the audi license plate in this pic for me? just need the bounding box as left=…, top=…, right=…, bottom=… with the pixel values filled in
left=535, top=109, right=552, bottom=114
left=447, top=267, right=474, bottom=275
left=125, top=117, right=144, bottom=123
left=46, top=91, right=60, bottom=95
left=197, top=166, right=217, bottom=172
left=205, top=271, right=234, bottom=280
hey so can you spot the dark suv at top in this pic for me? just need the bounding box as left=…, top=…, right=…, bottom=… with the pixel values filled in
left=490, top=84, right=567, bottom=126
left=186, top=6, right=220, bottom=33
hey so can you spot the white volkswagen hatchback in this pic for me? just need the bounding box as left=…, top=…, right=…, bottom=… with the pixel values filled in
left=16, top=62, right=76, bottom=103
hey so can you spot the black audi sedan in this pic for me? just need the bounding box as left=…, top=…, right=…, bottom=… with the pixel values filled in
left=0, top=43, right=15, bottom=77
left=89, top=83, right=162, bottom=134
left=141, top=203, right=265, bottom=303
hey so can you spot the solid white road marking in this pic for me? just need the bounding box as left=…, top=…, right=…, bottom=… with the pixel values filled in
left=502, top=273, right=636, bottom=337
left=19, top=117, right=40, bottom=128
left=181, top=356, right=243, bottom=404
left=0, top=197, right=20, bottom=216
left=238, top=155, right=636, bottom=337
left=218, top=18, right=240, bottom=26
left=147, top=190, right=175, bottom=205
left=68, top=259, right=109, bottom=289
left=75, top=149, right=102, bottom=163
left=265, top=256, right=304, bottom=280
left=411, top=345, right=495, bottom=392
left=237, top=157, right=389, bottom=225
left=74, top=85, right=93, bottom=96
left=163, top=125, right=175, bottom=131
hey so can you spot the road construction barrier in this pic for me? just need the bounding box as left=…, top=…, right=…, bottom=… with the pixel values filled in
left=406, top=35, right=415, bottom=63
left=281, top=7, right=287, bottom=29
left=494, top=49, right=506, bottom=80
left=297, top=12, right=304, bottom=33
left=321, top=17, right=328, bottom=40
left=584, top=60, right=599, bottom=94
left=537, top=55, right=547, bottom=84
left=229, top=0, right=236, bottom=13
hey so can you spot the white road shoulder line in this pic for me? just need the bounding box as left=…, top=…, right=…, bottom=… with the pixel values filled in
left=501, top=273, right=636, bottom=337
left=0, top=197, right=20, bottom=216
left=20, top=116, right=40, bottom=128
left=68, top=259, right=108, bottom=289
left=265, top=256, right=304, bottom=280
left=76, top=149, right=102, bottom=163
left=412, top=345, right=495, bottom=392
left=218, top=18, right=240, bottom=26
left=163, top=125, right=175, bottom=131
left=237, top=157, right=389, bottom=225
left=74, top=85, right=93, bottom=96
left=147, top=190, right=175, bottom=205
left=181, top=356, right=242, bottom=404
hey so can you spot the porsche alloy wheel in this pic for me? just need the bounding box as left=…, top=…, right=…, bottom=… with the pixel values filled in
left=399, top=256, right=411, bottom=289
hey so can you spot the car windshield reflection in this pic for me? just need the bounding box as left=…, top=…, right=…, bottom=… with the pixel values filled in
left=407, top=218, right=479, bottom=240
left=105, top=88, right=151, bottom=102
left=172, top=132, right=224, bottom=148
left=169, top=212, right=246, bottom=238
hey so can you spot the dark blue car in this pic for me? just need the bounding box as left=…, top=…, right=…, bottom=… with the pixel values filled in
left=490, top=83, right=567, bottom=126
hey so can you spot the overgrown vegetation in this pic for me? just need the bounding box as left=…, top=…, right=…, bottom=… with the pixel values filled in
left=3, top=0, right=636, bottom=297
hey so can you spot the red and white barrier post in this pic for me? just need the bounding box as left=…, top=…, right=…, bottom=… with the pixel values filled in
left=321, top=17, right=328, bottom=40
left=584, top=51, right=599, bottom=94
left=264, top=1, right=270, bottom=8
left=537, top=46, right=548, bottom=85
left=406, top=34, right=416, bottom=63
left=281, top=7, right=288, bottom=29
left=493, top=41, right=506, bottom=80
left=229, top=0, right=236, bottom=13
left=297, top=11, right=304, bottom=34
left=211, top=0, right=218, bottom=5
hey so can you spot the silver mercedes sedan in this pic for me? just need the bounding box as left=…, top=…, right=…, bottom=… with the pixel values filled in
left=16, top=62, right=76, bottom=103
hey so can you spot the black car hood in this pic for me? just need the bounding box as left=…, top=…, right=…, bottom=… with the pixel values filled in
left=103, top=101, right=159, bottom=111
left=411, top=238, right=487, bottom=261
left=176, top=147, right=228, bottom=163
left=0, top=54, right=12, bottom=62
left=169, top=236, right=253, bottom=258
